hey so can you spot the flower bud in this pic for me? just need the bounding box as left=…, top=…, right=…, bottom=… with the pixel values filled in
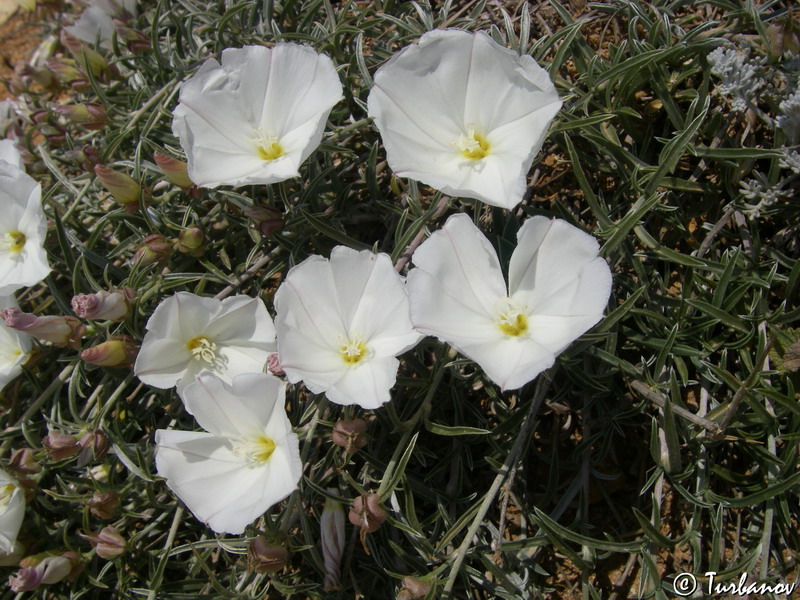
left=72, top=290, right=131, bottom=321
left=245, top=206, right=284, bottom=237
left=348, top=492, right=387, bottom=534
left=43, top=430, right=80, bottom=461
left=321, top=490, right=345, bottom=591
left=332, top=419, right=368, bottom=454
left=154, top=152, right=193, bottom=188
left=54, top=103, right=107, bottom=130
left=116, top=26, right=150, bottom=53
left=1, top=308, right=82, bottom=348
left=266, top=352, right=284, bottom=376
left=9, top=448, right=41, bottom=475
left=80, top=337, right=138, bottom=368
left=131, top=234, right=172, bottom=266
left=81, top=526, right=125, bottom=559
left=45, top=56, right=82, bottom=83
left=247, top=537, right=289, bottom=573
left=9, top=555, right=73, bottom=591
left=94, top=164, right=140, bottom=212
left=175, top=227, right=205, bottom=257
left=397, top=576, right=431, bottom=600
left=77, top=431, right=110, bottom=467
left=767, top=20, right=800, bottom=57
left=88, top=490, right=119, bottom=520
left=60, top=31, right=109, bottom=79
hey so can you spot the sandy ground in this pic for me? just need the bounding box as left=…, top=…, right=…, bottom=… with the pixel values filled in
left=0, top=0, right=47, bottom=100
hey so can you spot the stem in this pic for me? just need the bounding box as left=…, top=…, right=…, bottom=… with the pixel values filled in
left=442, top=374, right=551, bottom=596
left=375, top=353, right=448, bottom=498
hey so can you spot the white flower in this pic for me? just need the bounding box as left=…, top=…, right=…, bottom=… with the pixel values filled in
left=0, top=468, right=25, bottom=555
left=65, top=0, right=137, bottom=48
left=134, top=292, right=276, bottom=392
left=0, top=144, right=51, bottom=295
left=0, top=140, right=23, bottom=169
left=407, top=214, right=611, bottom=390
left=367, top=29, right=562, bottom=210
left=154, top=372, right=301, bottom=534
left=274, top=247, right=422, bottom=409
left=0, top=295, right=31, bottom=389
left=172, top=44, right=343, bottom=188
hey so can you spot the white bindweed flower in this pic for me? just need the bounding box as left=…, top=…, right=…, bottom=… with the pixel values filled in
left=0, top=468, right=25, bottom=555
left=0, top=295, right=31, bottom=389
left=407, top=214, right=612, bottom=390
left=172, top=44, right=343, bottom=188
left=134, top=292, right=276, bottom=392
left=0, top=143, right=51, bottom=295
left=155, top=372, right=301, bottom=535
left=274, top=247, right=422, bottom=409
left=65, top=0, right=137, bottom=48
left=367, top=29, right=562, bottom=210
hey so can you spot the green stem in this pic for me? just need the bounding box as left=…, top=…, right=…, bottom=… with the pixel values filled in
left=442, top=374, right=551, bottom=596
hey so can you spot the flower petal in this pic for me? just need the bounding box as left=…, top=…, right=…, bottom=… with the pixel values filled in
left=409, top=213, right=506, bottom=317
left=0, top=469, right=25, bottom=554
left=509, top=217, right=612, bottom=317
left=180, top=372, right=285, bottom=439
left=319, top=358, right=399, bottom=409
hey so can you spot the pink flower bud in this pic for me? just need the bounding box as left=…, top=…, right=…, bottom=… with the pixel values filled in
left=1, top=308, right=82, bottom=348
left=80, top=337, right=138, bottom=368
left=9, top=555, right=72, bottom=591
left=54, top=103, right=107, bottom=130
left=154, top=152, right=193, bottom=188
left=94, top=164, right=141, bottom=212
left=348, top=493, right=387, bottom=533
left=398, top=576, right=431, bottom=600
left=81, top=526, right=126, bottom=559
left=88, top=490, right=119, bottom=520
left=43, top=430, right=80, bottom=461
left=77, top=430, right=110, bottom=467
left=266, top=352, right=284, bottom=376
left=45, top=57, right=82, bottom=83
left=116, top=26, right=151, bottom=53
left=72, top=290, right=130, bottom=321
left=321, top=490, right=345, bottom=591
left=332, top=419, right=368, bottom=453
left=131, top=234, right=172, bottom=266
left=175, top=227, right=205, bottom=257
left=60, top=31, right=110, bottom=79
left=9, top=447, right=40, bottom=475
left=247, top=537, right=289, bottom=573
left=245, top=206, right=284, bottom=237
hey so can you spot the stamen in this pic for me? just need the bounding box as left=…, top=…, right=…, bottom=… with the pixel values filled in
left=496, top=301, right=529, bottom=337
left=186, top=336, right=218, bottom=364
left=255, top=128, right=285, bottom=161
left=455, top=127, right=490, bottom=160
left=233, top=435, right=277, bottom=466
left=0, top=483, right=16, bottom=512
left=339, top=338, right=368, bottom=365
left=2, top=231, right=26, bottom=254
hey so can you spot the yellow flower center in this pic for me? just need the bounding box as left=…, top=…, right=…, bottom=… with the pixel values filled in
left=456, top=127, right=490, bottom=160
left=2, top=231, right=26, bottom=254
left=255, top=128, right=285, bottom=161
left=234, top=435, right=277, bottom=466
left=186, top=336, right=217, bottom=364
left=496, top=302, right=529, bottom=337
left=339, top=338, right=367, bottom=365
left=0, top=483, right=16, bottom=513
